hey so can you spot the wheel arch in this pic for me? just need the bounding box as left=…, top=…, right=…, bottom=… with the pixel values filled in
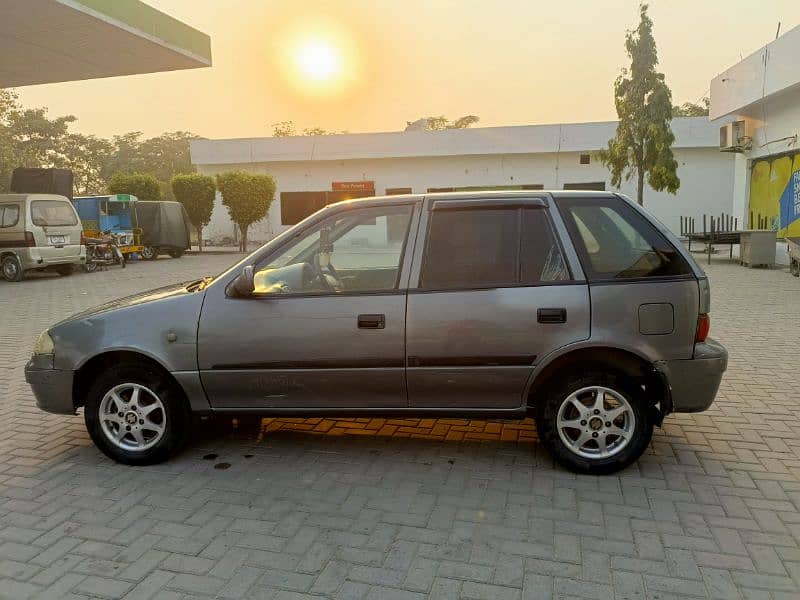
left=526, top=345, right=671, bottom=424
left=72, top=350, right=188, bottom=411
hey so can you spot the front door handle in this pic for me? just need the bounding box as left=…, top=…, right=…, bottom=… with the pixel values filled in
left=358, top=314, right=385, bottom=329
left=537, top=308, right=567, bottom=324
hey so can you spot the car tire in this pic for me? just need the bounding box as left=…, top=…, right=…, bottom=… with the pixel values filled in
left=168, top=249, right=184, bottom=259
left=535, top=370, right=653, bottom=475
left=792, top=260, right=799, bottom=277
left=56, top=265, right=74, bottom=276
left=140, top=246, right=157, bottom=260
left=1, top=255, right=24, bottom=282
left=84, top=362, right=191, bottom=465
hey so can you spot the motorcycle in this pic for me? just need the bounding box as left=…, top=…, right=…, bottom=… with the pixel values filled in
left=84, top=230, right=126, bottom=272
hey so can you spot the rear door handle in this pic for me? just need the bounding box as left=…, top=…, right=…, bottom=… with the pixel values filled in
left=537, top=308, right=567, bottom=324
left=358, top=314, right=385, bottom=329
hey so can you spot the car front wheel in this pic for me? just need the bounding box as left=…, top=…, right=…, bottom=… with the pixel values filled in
left=84, top=362, right=190, bottom=465
left=535, top=371, right=653, bottom=475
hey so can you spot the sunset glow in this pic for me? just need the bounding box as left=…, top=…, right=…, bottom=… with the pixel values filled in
left=295, top=38, right=341, bottom=83
left=272, top=16, right=363, bottom=101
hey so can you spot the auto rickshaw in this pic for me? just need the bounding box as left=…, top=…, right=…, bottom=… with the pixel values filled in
left=72, top=194, right=144, bottom=257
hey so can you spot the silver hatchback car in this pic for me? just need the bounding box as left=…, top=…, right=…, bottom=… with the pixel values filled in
left=26, top=192, right=727, bottom=474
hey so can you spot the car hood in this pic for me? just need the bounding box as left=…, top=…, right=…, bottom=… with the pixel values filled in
left=53, top=281, right=202, bottom=327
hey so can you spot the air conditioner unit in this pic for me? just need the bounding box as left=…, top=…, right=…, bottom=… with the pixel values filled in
left=720, top=120, right=750, bottom=152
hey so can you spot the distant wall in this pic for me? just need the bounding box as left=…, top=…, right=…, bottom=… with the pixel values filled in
left=197, top=149, right=735, bottom=243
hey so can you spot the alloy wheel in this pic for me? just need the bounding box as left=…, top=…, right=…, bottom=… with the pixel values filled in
left=556, top=385, right=635, bottom=459
left=98, top=383, right=166, bottom=452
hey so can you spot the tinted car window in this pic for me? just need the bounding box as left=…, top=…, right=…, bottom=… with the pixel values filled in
left=520, top=209, right=569, bottom=283
left=421, top=207, right=568, bottom=289
left=421, top=208, right=518, bottom=289
left=31, top=200, right=78, bottom=227
left=558, top=197, right=691, bottom=280
left=0, top=205, right=19, bottom=228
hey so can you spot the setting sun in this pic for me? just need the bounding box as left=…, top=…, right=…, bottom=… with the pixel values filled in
left=295, top=39, right=341, bottom=83
left=272, top=16, right=364, bottom=101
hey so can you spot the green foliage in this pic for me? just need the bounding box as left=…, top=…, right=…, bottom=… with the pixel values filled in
left=599, top=4, right=679, bottom=205
left=408, top=115, right=480, bottom=131
left=272, top=121, right=296, bottom=137
left=216, top=170, right=276, bottom=251
left=171, top=173, right=216, bottom=251
left=672, top=97, right=710, bottom=117
left=0, top=89, right=196, bottom=196
left=62, top=133, right=114, bottom=195
left=272, top=121, right=345, bottom=137
left=108, top=172, right=162, bottom=201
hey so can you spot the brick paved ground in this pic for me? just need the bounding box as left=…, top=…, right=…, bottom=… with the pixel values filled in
left=1, top=254, right=800, bottom=599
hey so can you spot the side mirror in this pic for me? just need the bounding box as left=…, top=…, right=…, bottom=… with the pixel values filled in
left=229, top=265, right=255, bottom=297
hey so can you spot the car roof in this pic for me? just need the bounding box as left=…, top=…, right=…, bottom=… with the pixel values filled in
left=0, top=193, right=72, bottom=203
left=327, top=189, right=619, bottom=209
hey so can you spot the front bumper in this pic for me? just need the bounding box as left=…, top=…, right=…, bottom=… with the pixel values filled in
left=25, top=357, right=75, bottom=415
left=655, top=338, right=728, bottom=413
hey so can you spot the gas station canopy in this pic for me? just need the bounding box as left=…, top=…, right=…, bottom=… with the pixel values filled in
left=0, top=0, right=211, bottom=87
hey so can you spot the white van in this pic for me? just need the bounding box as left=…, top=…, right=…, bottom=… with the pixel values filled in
left=0, top=194, right=86, bottom=282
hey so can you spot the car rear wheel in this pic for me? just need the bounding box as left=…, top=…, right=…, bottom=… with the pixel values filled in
left=791, top=260, right=799, bottom=277
left=535, top=371, right=653, bottom=475
left=168, top=249, right=184, bottom=259
left=84, top=362, right=191, bottom=465
left=1, top=255, right=24, bottom=282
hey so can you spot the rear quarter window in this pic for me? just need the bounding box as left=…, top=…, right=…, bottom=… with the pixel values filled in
left=30, top=200, right=78, bottom=227
left=558, top=197, right=691, bottom=280
left=0, top=205, right=20, bottom=228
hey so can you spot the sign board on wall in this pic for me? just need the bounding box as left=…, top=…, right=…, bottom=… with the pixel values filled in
left=332, top=181, right=375, bottom=192
left=749, top=152, right=800, bottom=235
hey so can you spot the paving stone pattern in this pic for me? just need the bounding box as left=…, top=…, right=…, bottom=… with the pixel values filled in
left=1, top=254, right=800, bottom=599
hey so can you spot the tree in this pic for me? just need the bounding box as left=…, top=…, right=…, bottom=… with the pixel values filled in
left=272, top=121, right=296, bottom=137
left=672, top=97, right=709, bottom=117
left=172, top=173, right=216, bottom=251
left=62, top=133, right=114, bottom=195
left=302, top=126, right=328, bottom=136
left=272, top=121, right=341, bottom=137
left=598, top=4, right=679, bottom=206
left=101, top=131, right=196, bottom=200
left=108, top=172, right=162, bottom=200
left=405, top=115, right=480, bottom=131
left=216, top=171, right=276, bottom=251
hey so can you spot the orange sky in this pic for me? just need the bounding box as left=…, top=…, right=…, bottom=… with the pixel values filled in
left=17, top=0, right=800, bottom=140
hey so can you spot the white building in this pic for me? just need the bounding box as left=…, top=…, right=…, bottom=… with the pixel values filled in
left=710, top=23, right=800, bottom=256
left=190, top=117, right=735, bottom=243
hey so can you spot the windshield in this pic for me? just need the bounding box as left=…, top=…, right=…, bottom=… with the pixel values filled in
left=31, top=200, right=78, bottom=227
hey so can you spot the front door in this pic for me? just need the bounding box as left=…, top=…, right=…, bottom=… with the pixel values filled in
left=405, top=198, right=590, bottom=409
left=198, top=202, right=417, bottom=409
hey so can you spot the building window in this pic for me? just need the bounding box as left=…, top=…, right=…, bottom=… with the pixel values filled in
left=580, top=154, right=591, bottom=165
left=563, top=182, right=605, bottom=191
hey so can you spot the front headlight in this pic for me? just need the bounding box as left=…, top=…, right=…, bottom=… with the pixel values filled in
left=32, top=330, right=54, bottom=355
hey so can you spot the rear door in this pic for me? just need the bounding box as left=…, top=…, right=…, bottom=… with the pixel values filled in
left=405, top=196, right=591, bottom=409
left=29, top=197, right=83, bottom=259
left=555, top=195, right=699, bottom=361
